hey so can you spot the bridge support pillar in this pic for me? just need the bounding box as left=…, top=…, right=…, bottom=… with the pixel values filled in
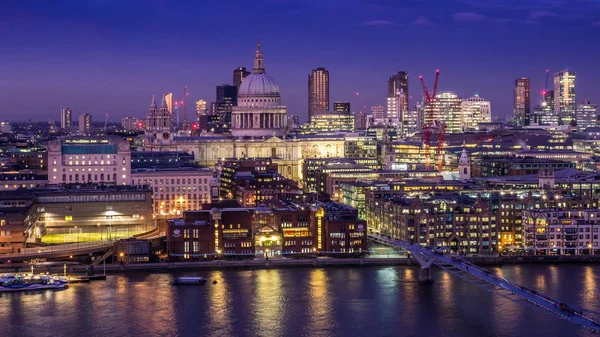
left=418, top=266, right=433, bottom=283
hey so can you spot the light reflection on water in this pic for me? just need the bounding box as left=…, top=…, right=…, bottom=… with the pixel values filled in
left=0, top=265, right=598, bottom=337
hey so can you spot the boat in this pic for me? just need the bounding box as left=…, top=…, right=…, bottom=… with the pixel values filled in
left=172, top=276, right=207, bottom=285
left=68, top=275, right=91, bottom=284
left=89, top=275, right=107, bottom=281
left=0, top=275, right=68, bottom=292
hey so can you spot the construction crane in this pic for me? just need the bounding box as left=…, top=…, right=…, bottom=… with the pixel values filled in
left=181, top=86, right=190, bottom=131
left=419, top=70, right=440, bottom=171
left=543, top=69, right=550, bottom=102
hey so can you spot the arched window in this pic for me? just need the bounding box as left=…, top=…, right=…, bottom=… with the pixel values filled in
left=464, top=168, right=468, bottom=174
left=69, top=175, right=72, bottom=181
left=100, top=173, right=104, bottom=181
left=75, top=174, right=79, bottom=181
left=88, top=174, right=92, bottom=181
left=62, top=174, right=66, bottom=182
left=113, top=173, right=117, bottom=181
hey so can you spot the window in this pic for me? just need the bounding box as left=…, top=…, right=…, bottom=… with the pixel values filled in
left=184, top=241, right=189, bottom=253
left=193, top=241, right=199, bottom=253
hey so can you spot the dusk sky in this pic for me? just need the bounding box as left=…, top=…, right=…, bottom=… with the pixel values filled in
left=2, top=0, right=600, bottom=123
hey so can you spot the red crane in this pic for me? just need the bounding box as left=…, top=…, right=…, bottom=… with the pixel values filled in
left=542, top=69, right=549, bottom=102
left=419, top=70, right=440, bottom=171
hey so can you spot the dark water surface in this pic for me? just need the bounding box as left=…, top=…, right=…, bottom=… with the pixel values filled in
left=1, top=264, right=599, bottom=337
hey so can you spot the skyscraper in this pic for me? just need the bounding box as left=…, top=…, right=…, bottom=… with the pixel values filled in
left=164, top=93, right=173, bottom=114
left=61, top=108, right=72, bottom=129
left=78, top=113, right=92, bottom=134
left=334, top=101, right=350, bottom=113
left=532, top=91, right=558, bottom=125
left=388, top=71, right=409, bottom=111
left=576, top=102, right=598, bottom=132
left=210, top=85, right=238, bottom=131
left=554, top=70, right=576, bottom=126
left=195, top=100, right=207, bottom=116
left=233, top=67, right=250, bottom=90
left=308, top=67, right=329, bottom=118
left=514, top=78, right=531, bottom=127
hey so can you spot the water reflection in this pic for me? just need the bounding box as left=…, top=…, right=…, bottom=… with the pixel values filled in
left=1, top=266, right=600, bottom=337
left=304, top=269, right=334, bottom=337
left=207, top=270, right=233, bottom=336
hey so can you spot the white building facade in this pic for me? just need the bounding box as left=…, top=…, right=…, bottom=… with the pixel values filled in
left=131, top=168, right=215, bottom=218
left=47, top=137, right=131, bottom=185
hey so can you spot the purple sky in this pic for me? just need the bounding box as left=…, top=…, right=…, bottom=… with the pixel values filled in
left=1, top=0, right=599, bottom=123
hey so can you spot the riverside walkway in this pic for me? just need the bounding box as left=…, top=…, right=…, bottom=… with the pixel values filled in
left=368, top=233, right=600, bottom=334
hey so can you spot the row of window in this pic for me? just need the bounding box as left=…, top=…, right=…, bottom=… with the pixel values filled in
left=136, top=178, right=209, bottom=185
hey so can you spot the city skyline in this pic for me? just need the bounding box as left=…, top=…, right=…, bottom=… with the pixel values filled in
left=2, top=0, right=600, bottom=122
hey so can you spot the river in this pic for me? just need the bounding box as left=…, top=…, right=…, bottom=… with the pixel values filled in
left=1, top=264, right=598, bottom=337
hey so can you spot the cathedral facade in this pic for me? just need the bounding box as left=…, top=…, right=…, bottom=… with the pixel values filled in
left=142, top=41, right=346, bottom=182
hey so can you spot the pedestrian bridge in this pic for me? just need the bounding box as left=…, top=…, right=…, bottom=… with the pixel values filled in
left=368, top=233, right=600, bottom=334
left=0, top=240, right=114, bottom=262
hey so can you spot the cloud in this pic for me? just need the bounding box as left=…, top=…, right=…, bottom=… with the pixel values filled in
left=413, top=16, right=433, bottom=25
left=593, top=21, right=600, bottom=26
left=361, top=20, right=395, bottom=26
left=529, top=10, right=560, bottom=19
left=453, top=12, right=486, bottom=22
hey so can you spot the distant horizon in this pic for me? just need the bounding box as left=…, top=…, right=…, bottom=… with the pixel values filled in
left=2, top=0, right=599, bottom=123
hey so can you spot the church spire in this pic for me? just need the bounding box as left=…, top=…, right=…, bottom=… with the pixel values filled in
left=150, top=95, right=157, bottom=109
left=253, top=39, right=265, bottom=74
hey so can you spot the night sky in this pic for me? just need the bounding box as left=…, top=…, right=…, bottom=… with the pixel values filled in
left=2, top=0, right=599, bottom=123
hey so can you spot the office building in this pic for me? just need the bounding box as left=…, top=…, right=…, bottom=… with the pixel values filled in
left=554, top=70, right=576, bottom=126
left=576, top=102, right=598, bottom=132
left=61, top=108, right=72, bottom=129
left=308, top=67, right=330, bottom=118
left=388, top=71, right=409, bottom=114
left=210, top=84, right=237, bottom=132
left=47, top=136, right=132, bottom=185
left=461, top=94, right=492, bottom=130
left=165, top=93, right=173, bottom=114
left=424, top=91, right=464, bottom=133
left=78, top=113, right=92, bottom=134
left=334, top=101, right=350, bottom=113
left=354, top=111, right=367, bottom=130
left=0, top=121, right=11, bottom=134
left=233, top=67, right=250, bottom=90
left=371, top=105, right=385, bottom=120
left=301, top=114, right=355, bottom=134
left=121, top=117, right=142, bottom=131
left=514, top=78, right=531, bottom=127
left=195, top=100, right=207, bottom=116
left=532, top=91, right=558, bottom=125
left=131, top=167, right=215, bottom=217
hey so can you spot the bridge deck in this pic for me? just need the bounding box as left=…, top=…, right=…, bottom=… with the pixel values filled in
left=368, top=233, right=600, bottom=334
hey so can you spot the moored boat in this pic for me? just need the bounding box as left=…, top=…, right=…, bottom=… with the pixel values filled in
left=0, top=275, right=67, bottom=292
left=172, top=276, right=207, bottom=285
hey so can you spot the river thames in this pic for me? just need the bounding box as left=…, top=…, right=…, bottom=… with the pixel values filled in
left=1, top=264, right=599, bottom=337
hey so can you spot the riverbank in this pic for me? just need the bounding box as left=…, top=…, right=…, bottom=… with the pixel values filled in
left=3, top=255, right=600, bottom=275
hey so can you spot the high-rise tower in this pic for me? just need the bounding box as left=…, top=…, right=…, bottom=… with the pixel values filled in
left=553, top=70, right=576, bottom=126
left=388, top=72, right=409, bottom=111
left=308, top=67, right=330, bottom=118
left=61, top=108, right=72, bottom=129
left=78, top=113, right=92, bottom=134
left=165, top=93, right=173, bottom=114
left=233, top=67, right=250, bottom=90
left=514, top=78, right=531, bottom=127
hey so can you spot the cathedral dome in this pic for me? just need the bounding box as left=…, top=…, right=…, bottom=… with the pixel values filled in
left=238, top=73, right=280, bottom=98
left=237, top=39, right=280, bottom=99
